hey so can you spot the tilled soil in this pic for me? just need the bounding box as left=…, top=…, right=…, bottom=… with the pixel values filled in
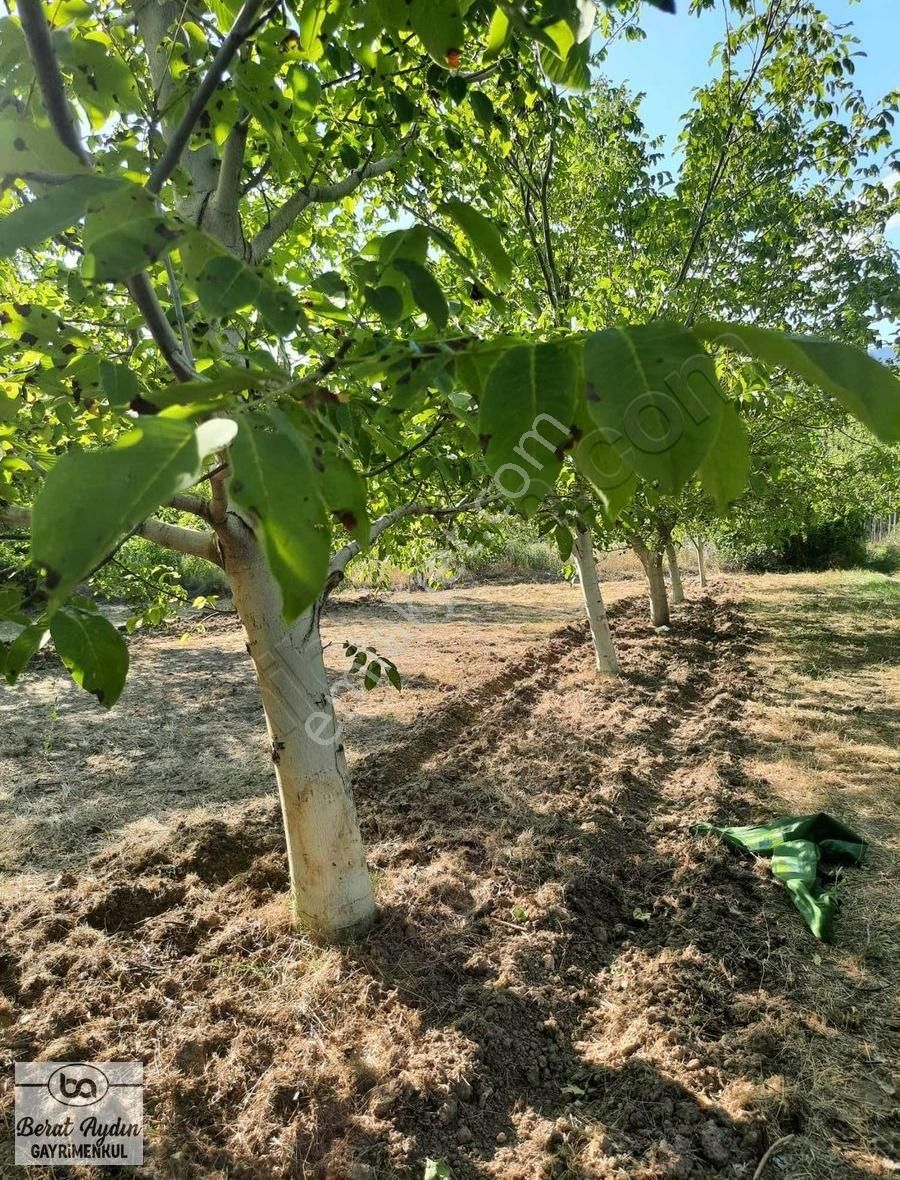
left=0, top=583, right=896, bottom=1179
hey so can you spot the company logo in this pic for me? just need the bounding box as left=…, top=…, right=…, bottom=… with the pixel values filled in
left=15, top=1061, right=143, bottom=1167
left=46, top=1064, right=109, bottom=1107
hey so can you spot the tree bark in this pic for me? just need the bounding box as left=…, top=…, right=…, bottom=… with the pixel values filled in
left=665, top=542, right=685, bottom=605
left=631, top=540, right=670, bottom=628
left=223, top=525, right=375, bottom=941
left=695, top=538, right=708, bottom=588
left=572, top=524, right=618, bottom=676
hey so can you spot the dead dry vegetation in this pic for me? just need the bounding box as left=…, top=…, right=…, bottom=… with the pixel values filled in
left=0, top=574, right=897, bottom=1180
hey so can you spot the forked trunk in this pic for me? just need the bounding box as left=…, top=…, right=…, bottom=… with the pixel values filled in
left=572, top=525, right=618, bottom=676
left=665, top=543, right=685, bottom=605
left=224, top=530, right=375, bottom=942
left=695, top=538, right=708, bottom=589
left=631, top=540, right=670, bottom=628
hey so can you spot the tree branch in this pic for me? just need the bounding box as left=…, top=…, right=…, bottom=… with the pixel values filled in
left=209, top=115, right=250, bottom=249
left=147, top=0, right=267, bottom=195
left=324, top=497, right=488, bottom=599
left=0, top=502, right=218, bottom=565
left=124, top=273, right=198, bottom=383
left=18, top=0, right=90, bottom=167
left=362, top=415, right=450, bottom=478
left=0, top=504, right=31, bottom=531
left=136, top=517, right=221, bottom=564
left=19, top=0, right=199, bottom=385
left=169, top=493, right=212, bottom=521
left=249, top=141, right=413, bottom=262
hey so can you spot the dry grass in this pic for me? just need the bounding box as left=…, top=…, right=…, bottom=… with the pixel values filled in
left=0, top=572, right=897, bottom=1179
left=737, top=570, right=899, bottom=1178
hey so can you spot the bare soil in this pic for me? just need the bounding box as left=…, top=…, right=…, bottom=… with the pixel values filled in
left=0, top=574, right=897, bottom=1179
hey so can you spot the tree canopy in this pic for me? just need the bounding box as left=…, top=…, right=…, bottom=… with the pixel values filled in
left=1, top=0, right=898, bottom=706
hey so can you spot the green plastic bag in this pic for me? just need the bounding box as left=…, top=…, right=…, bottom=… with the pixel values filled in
left=692, top=812, right=867, bottom=942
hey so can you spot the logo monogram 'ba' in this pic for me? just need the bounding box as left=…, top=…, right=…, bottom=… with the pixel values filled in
left=59, top=1073, right=97, bottom=1101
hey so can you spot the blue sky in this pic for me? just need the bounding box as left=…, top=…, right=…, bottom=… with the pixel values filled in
left=599, top=0, right=898, bottom=169
left=598, top=0, right=898, bottom=339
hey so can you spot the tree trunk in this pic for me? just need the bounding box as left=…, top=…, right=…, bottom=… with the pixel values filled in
left=665, top=543, right=685, bottom=605
left=695, top=538, right=708, bottom=588
left=224, top=529, right=375, bottom=941
left=631, top=541, right=670, bottom=628
left=572, top=525, right=618, bottom=676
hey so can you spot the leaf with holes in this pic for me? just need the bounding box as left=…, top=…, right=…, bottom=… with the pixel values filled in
left=192, top=253, right=302, bottom=335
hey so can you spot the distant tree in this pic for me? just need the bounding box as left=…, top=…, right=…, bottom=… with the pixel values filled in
left=1, top=0, right=897, bottom=942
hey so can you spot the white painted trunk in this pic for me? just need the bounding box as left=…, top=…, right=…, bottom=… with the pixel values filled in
left=225, top=535, right=375, bottom=941
left=665, top=543, right=685, bottom=605
left=632, top=542, right=670, bottom=628
left=695, top=539, right=708, bottom=588
left=572, top=526, right=618, bottom=676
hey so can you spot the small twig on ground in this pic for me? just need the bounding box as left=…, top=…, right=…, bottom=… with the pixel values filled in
left=752, top=1134, right=795, bottom=1180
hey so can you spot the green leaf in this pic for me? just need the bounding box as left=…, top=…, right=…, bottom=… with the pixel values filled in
left=582, top=325, right=724, bottom=494
left=147, top=368, right=272, bottom=409
left=424, top=1161, right=453, bottom=1180
left=374, top=0, right=411, bottom=27
left=315, top=450, right=370, bottom=546
left=191, top=252, right=302, bottom=335
left=50, top=605, right=129, bottom=707
left=390, top=258, right=449, bottom=329
left=364, top=283, right=404, bottom=323
left=384, top=660, right=402, bottom=691
left=31, top=418, right=201, bottom=600
left=2, top=622, right=49, bottom=685
left=572, top=398, right=638, bottom=521
left=469, top=90, right=495, bottom=131
left=484, top=7, right=511, bottom=60
left=99, top=359, right=142, bottom=408
left=542, top=19, right=575, bottom=61
left=696, top=321, right=900, bottom=444
left=289, top=64, right=321, bottom=120
left=82, top=183, right=181, bottom=281
left=228, top=413, right=331, bottom=621
left=0, top=175, right=116, bottom=258
left=409, top=0, right=463, bottom=66
left=540, top=38, right=591, bottom=89
left=364, top=659, right=382, bottom=690
left=0, top=586, right=25, bottom=620
left=554, top=524, right=573, bottom=562
left=0, top=113, right=89, bottom=177
left=698, top=400, right=749, bottom=510
left=379, top=224, right=430, bottom=266
left=478, top=342, right=577, bottom=513
left=439, top=199, right=513, bottom=287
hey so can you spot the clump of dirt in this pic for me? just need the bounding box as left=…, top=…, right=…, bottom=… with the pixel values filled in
left=0, top=588, right=894, bottom=1179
